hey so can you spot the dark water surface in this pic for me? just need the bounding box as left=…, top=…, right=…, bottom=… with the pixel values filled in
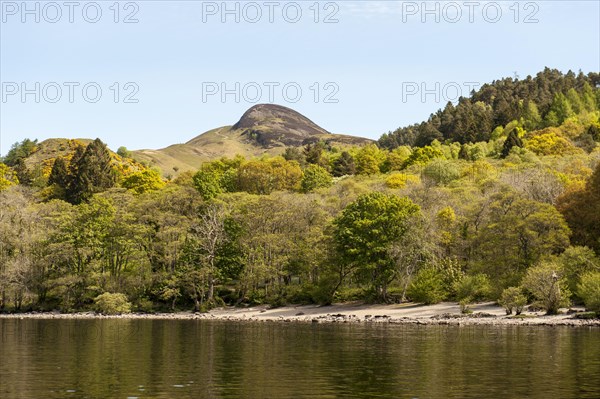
left=1, top=319, right=599, bottom=398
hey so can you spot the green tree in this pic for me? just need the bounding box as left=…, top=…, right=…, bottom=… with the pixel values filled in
left=45, top=157, right=69, bottom=199
left=407, top=267, right=446, bottom=304
left=422, top=159, right=460, bottom=186
left=566, top=88, right=584, bottom=114
left=122, top=169, right=166, bottom=194
left=237, top=157, right=302, bottom=195
left=0, top=187, right=42, bottom=310
left=402, top=146, right=444, bottom=169
left=333, top=192, right=420, bottom=301
left=94, top=292, right=132, bottom=314
left=2, top=139, right=38, bottom=167
left=578, top=272, right=600, bottom=314
left=13, top=158, right=32, bottom=186
left=501, top=129, right=523, bottom=158
left=66, top=143, right=86, bottom=192
left=116, top=146, right=131, bottom=158
left=283, top=147, right=306, bottom=166
left=388, top=217, right=438, bottom=302
left=66, top=139, right=117, bottom=204
left=381, top=146, right=411, bottom=172
left=556, top=246, right=600, bottom=299
left=331, top=151, right=356, bottom=177
left=193, top=164, right=225, bottom=200
left=453, top=273, right=492, bottom=303
left=181, top=202, right=232, bottom=310
left=522, top=261, right=570, bottom=315
left=45, top=196, right=115, bottom=309
left=303, top=142, right=327, bottom=166
left=355, top=144, right=384, bottom=175
left=474, top=189, right=571, bottom=288
left=499, top=287, right=527, bottom=315
left=557, top=162, right=600, bottom=253
left=521, top=100, right=542, bottom=131
left=545, top=93, right=574, bottom=126
left=48, top=157, right=69, bottom=188
left=300, top=164, right=333, bottom=193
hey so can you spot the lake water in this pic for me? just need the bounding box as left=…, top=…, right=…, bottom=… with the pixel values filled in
left=1, top=319, right=599, bottom=398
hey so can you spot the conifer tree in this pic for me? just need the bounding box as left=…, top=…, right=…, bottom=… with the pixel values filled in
left=66, top=139, right=116, bottom=204
left=501, top=130, right=523, bottom=158
left=48, top=157, right=69, bottom=188
left=332, top=151, right=356, bottom=177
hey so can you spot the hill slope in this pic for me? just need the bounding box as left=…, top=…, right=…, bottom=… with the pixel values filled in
left=132, top=104, right=372, bottom=176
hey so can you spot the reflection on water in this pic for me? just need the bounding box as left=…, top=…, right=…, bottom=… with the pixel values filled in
left=1, top=319, right=599, bottom=398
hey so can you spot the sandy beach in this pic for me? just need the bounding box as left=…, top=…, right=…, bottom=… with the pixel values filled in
left=1, top=302, right=599, bottom=326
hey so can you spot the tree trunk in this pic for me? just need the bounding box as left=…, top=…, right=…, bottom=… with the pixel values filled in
left=193, top=285, right=200, bottom=312
left=208, top=276, right=215, bottom=302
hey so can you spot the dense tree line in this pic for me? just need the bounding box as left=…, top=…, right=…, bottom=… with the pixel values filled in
left=379, top=68, right=600, bottom=149
left=1, top=141, right=599, bottom=314
left=1, top=69, right=600, bottom=315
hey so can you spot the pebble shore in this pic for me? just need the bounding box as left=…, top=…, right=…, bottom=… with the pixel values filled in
left=1, top=302, right=599, bottom=327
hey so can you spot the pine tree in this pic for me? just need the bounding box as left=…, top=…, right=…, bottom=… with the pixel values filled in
left=501, top=130, right=523, bottom=158
left=65, top=144, right=86, bottom=204
left=66, top=139, right=116, bottom=204
left=414, top=122, right=443, bottom=147
left=332, top=151, right=356, bottom=177
left=303, top=142, right=325, bottom=165
left=48, top=157, right=69, bottom=188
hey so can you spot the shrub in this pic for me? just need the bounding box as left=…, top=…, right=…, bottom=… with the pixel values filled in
left=435, top=257, right=464, bottom=297
left=453, top=273, right=492, bottom=303
left=522, top=262, right=570, bottom=315
left=121, top=169, right=166, bottom=194
left=499, top=287, right=527, bottom=315
left=385, top=173, right=419, bottom=189
left=300, top=164, right=333, bottom=192
left=333, top=287, right=367, bottom=303
left=135, top=298, right=155, bottom=313
left=407, top=267, right=447, bottom=304
left=578, top=272, right=600, bottom=314
left=557, top=246, right=600, bottom=300
left=422, top=159, right=461, bottom=186
left=459, top=299, right=473, bottom=314
left=117, top=146, right=131, bottom=158
left=94, top=292, right=132, bottom=315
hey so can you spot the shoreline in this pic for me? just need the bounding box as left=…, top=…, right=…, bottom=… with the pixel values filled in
left=1, top=302, right=599, bottom=327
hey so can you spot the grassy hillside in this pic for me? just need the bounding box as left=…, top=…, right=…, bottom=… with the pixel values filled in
left=132, top=105, right=372, bottom=177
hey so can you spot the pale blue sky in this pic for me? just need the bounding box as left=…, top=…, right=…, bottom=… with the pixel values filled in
left=1, top=0, right=599, bottom=155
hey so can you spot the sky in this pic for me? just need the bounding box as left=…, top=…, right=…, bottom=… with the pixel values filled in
left=1, top=0, right=599, bottom=155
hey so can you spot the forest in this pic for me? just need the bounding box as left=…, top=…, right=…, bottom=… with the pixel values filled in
left=1, top=68, right=600, bottom=315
